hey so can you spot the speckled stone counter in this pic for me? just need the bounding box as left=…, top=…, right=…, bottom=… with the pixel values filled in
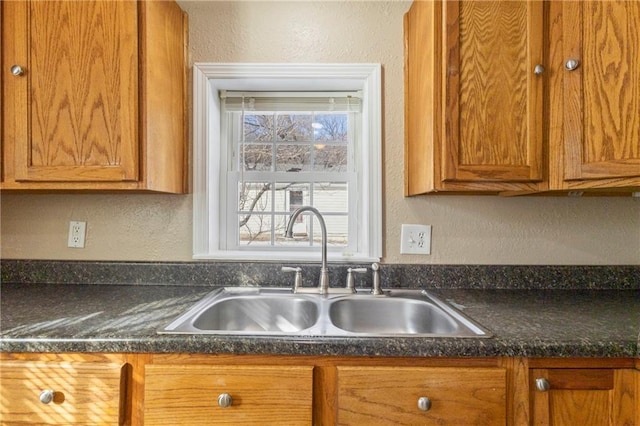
left=2, top=283, right=638, bottom=358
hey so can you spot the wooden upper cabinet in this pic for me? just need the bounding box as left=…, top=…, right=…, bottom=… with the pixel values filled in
left=406, top=0, right=640, bottom=196
left=1, top=0, right=187, bottom=192
left=443, top=1, right=544, bottom=185
left=557, top=1, right=640, bottom=189
left=405, top=0, right=546, bottom=195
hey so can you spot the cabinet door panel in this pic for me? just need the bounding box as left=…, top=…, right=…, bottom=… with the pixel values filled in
left=144, top=364, right=313, bottom=425
left=10, top=0, right=139, bottom=182
left=337, top=366, right=506, bottom=425
left=443, top=0, right=544, bottom=183
left=563, top=1, right=640, bottom=182
left=531, top=368, right=636, bottom=426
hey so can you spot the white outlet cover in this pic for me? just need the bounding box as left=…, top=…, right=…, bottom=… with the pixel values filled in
left=68, top=221, right=87, bottom=248
left=400, top=224, right=431, bottom=255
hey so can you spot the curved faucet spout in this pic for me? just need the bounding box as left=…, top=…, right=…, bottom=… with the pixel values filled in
left=285, top=206, right=329, bottom=294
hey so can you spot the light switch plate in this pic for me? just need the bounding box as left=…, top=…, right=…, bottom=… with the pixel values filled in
left=400, top=224, right=431, bottom=255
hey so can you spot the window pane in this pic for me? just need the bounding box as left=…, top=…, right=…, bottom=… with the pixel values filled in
left=244, top=114, right=274, bottom=141
left=275, top=215, right=347, bottom=248
left=313, top=145, right=348, bottom=172
left=273, top=183, right=310, bottom=212
left=239, top=214, right=273, bottom=246
left=276, top=144, right=311, bottom=172
left=238, top=182, right=272, bottom=212
left=241, top=144, right=272, bottom=171
left=276, top=114, right=312, bottom=141
left=325, top=215, right=348, bottom=247
left=313, top=113, right=348, bottom=142
left=313, top=182, right=348, bottom=213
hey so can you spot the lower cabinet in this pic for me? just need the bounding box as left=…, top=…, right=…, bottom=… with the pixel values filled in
left=143, top=364, right=313, bottom=425
left=336, top=366, right=506, bottom=425
left=0, top=354, right=128, bottom=425
left=1, top=354, right=638, bottom=425
left=530, top=367, right=637, bottom=426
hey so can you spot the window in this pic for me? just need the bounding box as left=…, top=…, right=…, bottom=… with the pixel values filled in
left=193, top=64, right=381, bottom=262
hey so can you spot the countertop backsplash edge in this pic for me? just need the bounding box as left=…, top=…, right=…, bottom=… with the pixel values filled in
left=1, top=259, right=638, bottom=290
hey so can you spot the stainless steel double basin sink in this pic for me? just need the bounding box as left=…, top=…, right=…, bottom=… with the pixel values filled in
left=159, top=288, right=490, bottom=338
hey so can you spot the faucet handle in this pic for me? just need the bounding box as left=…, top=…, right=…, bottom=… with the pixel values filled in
left=345, top=267, right=367, bottom=293
left=281, top=267, right=303, bottom=292
left=371, top=262, right=383, bottom=295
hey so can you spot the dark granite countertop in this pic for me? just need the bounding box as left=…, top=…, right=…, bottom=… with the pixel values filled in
left=1, top=283, right=638, bottom=358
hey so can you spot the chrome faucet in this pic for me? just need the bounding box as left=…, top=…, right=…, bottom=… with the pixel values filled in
left=285, top=206, right=329, bottom=295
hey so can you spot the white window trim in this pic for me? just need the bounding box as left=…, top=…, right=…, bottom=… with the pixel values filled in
left=192, top=63, right=382, bottom=262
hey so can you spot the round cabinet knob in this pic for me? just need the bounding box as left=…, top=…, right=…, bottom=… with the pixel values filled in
left=11, top=65, right=25, bottom=76
left=564, top=59, right=580, bottom=71
left=39, top=390, right=55, bottom=404
left=217, top=393, right=233, bottom=408
left=417, top=396, right=431, bottom=412
left=535, top=378, right=550, bottom=392
left=533, top=64, right=545, bottom=75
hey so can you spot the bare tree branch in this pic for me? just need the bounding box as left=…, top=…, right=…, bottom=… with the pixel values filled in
left=239, top=183, right=271, bottom=227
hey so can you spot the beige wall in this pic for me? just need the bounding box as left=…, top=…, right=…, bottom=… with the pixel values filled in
left=1, top=1, right=639, bottom=265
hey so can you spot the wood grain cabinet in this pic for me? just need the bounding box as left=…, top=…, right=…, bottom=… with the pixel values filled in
left=143, top=364, right=313, bottom=425
left=2, top=354, right=637, bottom=424
left=0, top=354, right=129, bottom=425
left=336, top=366, right=507, bottom=425
left=549, top=1, right=640, bottom=192
left=405, top=0, right=640, bottom=196
left=1, top=0, right=187, bottom=192
left=530, top=367, right=637, bottom=425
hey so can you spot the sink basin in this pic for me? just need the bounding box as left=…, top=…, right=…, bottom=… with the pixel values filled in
left=329, top=297, right=459, bottom=335
left=193, top=295, right=319, bottom=333
left=159, top=288, right=490, bottom=338
left=161, top=289, right=320, bottom=334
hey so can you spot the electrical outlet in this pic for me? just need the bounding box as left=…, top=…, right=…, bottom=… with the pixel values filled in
left=400, top=224, right=431, bottom=255
left=68, top=221, right=86, bottom=248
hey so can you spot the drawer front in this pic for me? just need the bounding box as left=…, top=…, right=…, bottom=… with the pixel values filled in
left=0, top=361, right=126, bottom=425
left=144, top=364, right=313, bottom=425
left=337, top=366, right=506, bottom=425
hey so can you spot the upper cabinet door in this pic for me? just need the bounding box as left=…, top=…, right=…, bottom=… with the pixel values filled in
left=442, top=1, right=544, bottom=184
left=562, top=1, right=640, bottom=183
left=7, top=0, right=139, bottom=182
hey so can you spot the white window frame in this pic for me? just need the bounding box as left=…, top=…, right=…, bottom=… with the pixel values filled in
left=193, top=63, right=382, bottom=262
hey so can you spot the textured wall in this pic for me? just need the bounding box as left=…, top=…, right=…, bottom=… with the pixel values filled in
left=1, top=1, right=639, bottom=264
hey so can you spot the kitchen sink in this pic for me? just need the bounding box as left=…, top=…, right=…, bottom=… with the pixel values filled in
left=159, top=288, right=490, bottom=338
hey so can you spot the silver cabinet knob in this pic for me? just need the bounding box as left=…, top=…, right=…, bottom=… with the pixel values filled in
left=217, top=393, right=233, bottom=408
left=533, top=64, right=545, bottom=75
left=535, top=378, right=550, bottom=392
left=39, top=390, right=54, bottom=404
left=10, top=65, right=25, bottom=76
left=417, top=396, right=431, bottom=411
left=564, top=59, right=580, bottom=71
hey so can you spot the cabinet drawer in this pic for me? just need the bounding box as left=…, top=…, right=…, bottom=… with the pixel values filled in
left=143, top=364, right=313, bottom=425
left=337, top=366, right=506, bottom=425
left=0, top=361, right=127, bottom=425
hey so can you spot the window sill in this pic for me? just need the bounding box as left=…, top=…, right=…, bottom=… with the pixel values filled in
left=193, top=251, right=379, bottom=263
